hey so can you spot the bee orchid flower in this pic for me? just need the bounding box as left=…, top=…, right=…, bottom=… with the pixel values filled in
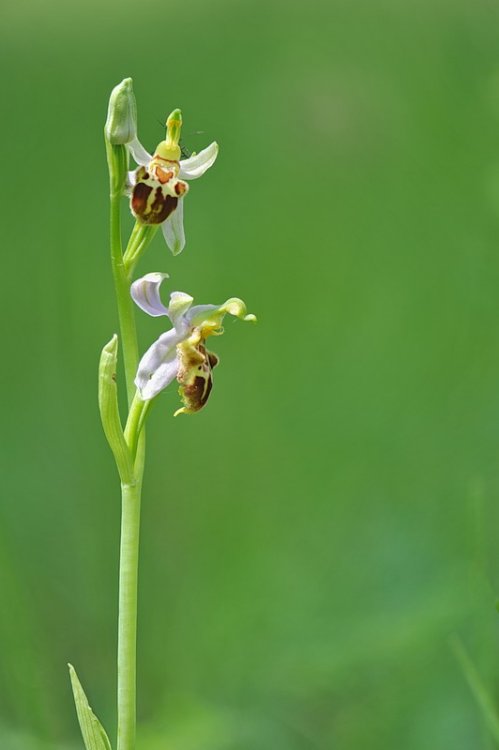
left=127, top=109, right=218, bottom=255
left=131, top=273, right=256, bottom=415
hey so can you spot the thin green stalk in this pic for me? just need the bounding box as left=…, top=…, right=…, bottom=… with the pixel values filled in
left=124, top=223, right=159, bottom=277
left=125, top=392, right=151, bottom=460
left=107, top=131, right=160, bottom=749
left=109, top=188, right=146, bottom=750
left=117, top=479, right=142, bottom=750
left=110, top=191, right=139, bottom=407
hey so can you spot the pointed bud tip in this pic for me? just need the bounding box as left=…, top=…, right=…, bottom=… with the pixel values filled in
left=167, top=108, right=182, bottom=124
left=112, top=77, right=134, bottom=98
left=103, top=334, right=119, bottom=355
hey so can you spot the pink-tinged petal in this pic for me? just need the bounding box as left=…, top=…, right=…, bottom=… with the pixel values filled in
left=139, top=357, right=179, bottom=400
left=128, top=136, right=152, bottom=167
left=179, top=142, right=218, bottom=180
left=131, top=273, right=170, bottom=317
left=135, top=331, right=181, bottom=400
left=161, top=198, right=185, bottom=255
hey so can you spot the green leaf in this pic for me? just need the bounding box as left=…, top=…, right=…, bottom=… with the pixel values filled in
left=450, top=635, right=499, bottom=745
left=68, top=664, right=112, bottom=750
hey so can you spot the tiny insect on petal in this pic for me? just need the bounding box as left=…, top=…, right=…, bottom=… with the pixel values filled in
left=179, top=142, right=219, bottom=180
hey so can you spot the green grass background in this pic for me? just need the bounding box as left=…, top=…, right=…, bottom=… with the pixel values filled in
left=2, top=0, right=499, bottom=747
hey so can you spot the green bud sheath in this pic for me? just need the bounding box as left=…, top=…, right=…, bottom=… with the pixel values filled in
left=98, top=335, right=134, bottom=485
left=105, top=77, right=137, bottom=145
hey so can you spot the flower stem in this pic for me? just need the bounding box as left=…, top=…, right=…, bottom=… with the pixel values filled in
left=124, top=223, right=159, bottom=278
left=110, top=191, right=139, bottom=407
left=125, top=392, right=151, bottom=460
left=117, top=479, right=142, bottom=750
left=109, top=188, right=145, bottom=750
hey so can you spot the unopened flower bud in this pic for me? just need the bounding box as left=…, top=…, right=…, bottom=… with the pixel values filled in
left=105, top=78, right=137, bottom=145
left=98, top=335, right=134, bottom=483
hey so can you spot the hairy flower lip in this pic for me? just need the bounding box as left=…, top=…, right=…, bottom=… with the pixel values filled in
left=131, top=273, right=255, bottom=412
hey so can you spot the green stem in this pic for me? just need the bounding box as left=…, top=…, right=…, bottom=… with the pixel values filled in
left=117, top=479, right=142, bottom=750
left=124, top=392, right=151, bottom=460
left=110, top=191, right=139, bottom=407
left=124, top=223, right=159, bottom=278
left=108, top=161, right=158, bottom=750
left=109, top=188, right=143, bottom=750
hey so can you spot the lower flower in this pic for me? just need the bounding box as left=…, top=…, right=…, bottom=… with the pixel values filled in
left=131, top=273, right=256, bottom=415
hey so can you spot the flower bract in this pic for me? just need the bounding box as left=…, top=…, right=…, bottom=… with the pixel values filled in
left=131, top=273, right=256, bottom=415
left=105, top=77, right=137, bottom=146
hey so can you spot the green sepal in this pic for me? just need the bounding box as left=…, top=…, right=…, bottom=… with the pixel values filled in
left=68, top=664, right=112, bottom=750
left=189, top=297, right=257, bottom=333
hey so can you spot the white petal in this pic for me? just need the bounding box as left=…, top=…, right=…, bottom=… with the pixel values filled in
left=125, top=170, right=136, bottom=196
left=128, top=136, right=152, bottom=167
left=179, top=142, right=219, bottom=180
left=162, top=198, right=185, bottom=255
left=135, top=331, right=181, bottom=400
left=130, top=273, right=170, bottom=317
left=139, top=358, right=179, bottom=400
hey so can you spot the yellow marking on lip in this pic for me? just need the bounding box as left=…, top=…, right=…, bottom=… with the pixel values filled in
left=156, top=167, right=174, bottom=184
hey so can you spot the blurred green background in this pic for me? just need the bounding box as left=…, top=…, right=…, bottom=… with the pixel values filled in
left=2, top=0, right=499, bottom=747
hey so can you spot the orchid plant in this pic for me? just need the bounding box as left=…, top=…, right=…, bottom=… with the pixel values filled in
left=68, top=78, right=256, bottom=750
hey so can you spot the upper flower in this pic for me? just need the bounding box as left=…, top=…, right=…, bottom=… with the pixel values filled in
left=131, top=273, right=256, bottom=415
left=127, top=109, right=218, bottom=256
